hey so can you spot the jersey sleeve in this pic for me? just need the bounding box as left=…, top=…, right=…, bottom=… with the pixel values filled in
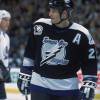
left=21, top=24, right=37, bottom=73
left=79, top=32, right=97, bottom=78
left=22, top=21, right=43, bottom=73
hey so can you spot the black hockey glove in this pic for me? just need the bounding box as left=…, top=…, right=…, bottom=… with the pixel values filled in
left=80, top=77, right=97, bottom=100
left=17, top=67, right=32, bottom=95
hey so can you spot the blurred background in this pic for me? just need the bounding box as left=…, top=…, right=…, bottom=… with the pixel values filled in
left=0, top=0, right=100, bottom=99
left=0, top=0, right=100, bottom=70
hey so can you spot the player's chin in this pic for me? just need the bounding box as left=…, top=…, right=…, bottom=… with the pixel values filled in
left=3, top=27, right=9, bottom=31
left=51, top=20, right=58, bottom=24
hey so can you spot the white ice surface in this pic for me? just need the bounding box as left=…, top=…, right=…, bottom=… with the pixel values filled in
left=7, top=93, right=30, bottom=100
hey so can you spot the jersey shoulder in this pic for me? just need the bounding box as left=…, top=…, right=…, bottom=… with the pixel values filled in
left=33, top=18, right=52, bottom=35
left=34, top=18, right=52, bottom=25
left=69, top=23, right=95, bottom=45
left=69, top=23, right=89, bottom=35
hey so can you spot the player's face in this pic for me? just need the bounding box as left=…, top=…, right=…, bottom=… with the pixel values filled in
left=49, top=8, right=61, bottom=24
left=0, top=17, right=11, bottom=31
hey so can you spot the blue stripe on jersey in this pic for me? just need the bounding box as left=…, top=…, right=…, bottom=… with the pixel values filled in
left=31, top=72, right=79, bottom=90
left=23, top=57, right=34, bottom=66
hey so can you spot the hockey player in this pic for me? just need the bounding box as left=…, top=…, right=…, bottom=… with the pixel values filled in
left=17, top=0, right=97, bottom=100
left=0, top=10, right=11, bottom=100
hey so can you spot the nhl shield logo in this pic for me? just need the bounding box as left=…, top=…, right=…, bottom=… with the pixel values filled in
left=34, top=25, right=43, bottom=35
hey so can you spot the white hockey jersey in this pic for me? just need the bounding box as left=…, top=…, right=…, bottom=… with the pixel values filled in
left=0, top=30, right=10, bottom=67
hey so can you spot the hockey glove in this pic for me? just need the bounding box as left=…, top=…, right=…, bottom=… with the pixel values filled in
left=80, top=77, right=97, bottom=100
left=17, top=67, right=32, bottom=95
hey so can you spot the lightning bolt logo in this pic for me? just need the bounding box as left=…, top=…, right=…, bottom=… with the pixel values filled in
left=40, top=44, right=62, bottom=66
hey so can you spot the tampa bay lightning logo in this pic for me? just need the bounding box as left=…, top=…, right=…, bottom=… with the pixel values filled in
left=40, top=37, right=69, bottom=66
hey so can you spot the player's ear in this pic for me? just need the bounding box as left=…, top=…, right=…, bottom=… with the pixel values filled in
left=61, top=10, right=68, bottom=19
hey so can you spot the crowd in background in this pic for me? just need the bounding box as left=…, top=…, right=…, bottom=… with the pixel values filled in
left=0, top=0, right=100, bottom=68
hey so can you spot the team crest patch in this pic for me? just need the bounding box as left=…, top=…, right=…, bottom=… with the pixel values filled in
left=41, top=37, right=69, bottom=66
left=34, top=25, right=43, bottom=35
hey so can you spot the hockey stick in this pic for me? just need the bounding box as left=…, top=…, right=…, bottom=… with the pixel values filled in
left=21, top=81, right=28, bottom=100
left=25, top=89, right=28, bottom=100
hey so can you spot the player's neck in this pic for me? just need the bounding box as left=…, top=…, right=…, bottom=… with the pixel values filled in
left=55, top=19, right=70, bottom=28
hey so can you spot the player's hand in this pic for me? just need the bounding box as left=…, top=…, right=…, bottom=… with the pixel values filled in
left=80, top=80, right=97, bottom=100
left=17, top=72, right=31, bottom=95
